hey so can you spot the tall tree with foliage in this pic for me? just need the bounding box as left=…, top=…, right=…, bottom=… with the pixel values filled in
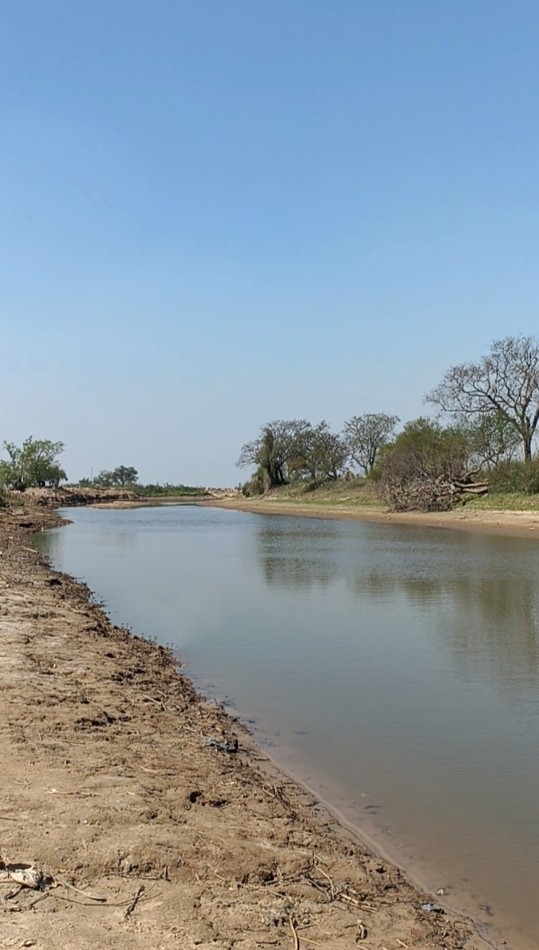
left=0, top=438, right=67, bottom=490
left=343, top=413, right=399, bottom=475
left=293, top=422, right=349, bottom=481
left=237, top=420, right=311, bottom=490
left=427, top=335, right=539, bottom=462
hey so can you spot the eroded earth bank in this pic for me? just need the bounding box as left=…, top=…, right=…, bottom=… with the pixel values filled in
left=0, top=503, right=500, bottom=949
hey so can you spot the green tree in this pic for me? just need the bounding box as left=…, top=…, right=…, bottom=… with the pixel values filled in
left=0, top=438, right=67, bottom=490
left=427, top=335, right=539, bottom=462
left=237, top=420, right=311, bottom=490
left=293, top=421, right=349, bottom=481
left=465, top=411, right=521, bottom=469
left=94, top=466, right=139, bottom=487
left=343, top=413, right=399, bottom=475
left=379, top=418, right=478, bottom=511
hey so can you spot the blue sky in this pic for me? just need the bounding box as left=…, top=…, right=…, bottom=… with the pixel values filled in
left=1, top=1, right=538, bottom=485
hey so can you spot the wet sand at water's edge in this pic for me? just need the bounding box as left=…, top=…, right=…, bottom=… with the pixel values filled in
left=0, top=502, right=509, bottom=949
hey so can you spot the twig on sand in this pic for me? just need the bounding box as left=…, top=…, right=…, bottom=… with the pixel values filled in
left=52, top=894, right=112, bottom=907
left=356, top=920, right=368, bottom=940
left=289, top=915, right=300, bottom=949
left=295, top=936, right=321, bottom=947
left=337, top=891, right=362, bottom=908
left=315, top=865, right=336, bottom=900
left=54, top=878, right=107, bottom=902
left=5, top=885, right=23, bottom=899
left=142, top=694, right=167, bottom=711
left=124, top=884, right=145, bottom=920
left=53, top=889, right=156, bottom=910
left=304, top=868, right=372, bottom=912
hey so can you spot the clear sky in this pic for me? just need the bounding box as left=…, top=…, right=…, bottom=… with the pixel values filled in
left=1, top=1, right=538, bottom=486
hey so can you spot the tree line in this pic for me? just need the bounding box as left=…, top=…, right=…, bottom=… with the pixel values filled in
left=0, top=441, right=140, bottom=492
left=79, top=465, right=139, bottom=488
left=238, top=414, right=400, bottom=491
left=0, top=443, right=204, bottom=499
left=238, top=335, right=539, bottom=510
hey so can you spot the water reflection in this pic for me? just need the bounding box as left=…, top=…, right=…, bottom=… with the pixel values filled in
left=349, top=567, right=436, bottom=602
left=256, top=523, right=340, bottom=589
left=435, top=575, right=539, bottom=693
left=254, top=518, right=539, bottom=691
left=349, top=556, right=539, bottom=692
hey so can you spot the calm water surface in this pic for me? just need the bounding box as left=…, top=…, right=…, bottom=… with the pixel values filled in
left=37, top=505, right=539, bottom=948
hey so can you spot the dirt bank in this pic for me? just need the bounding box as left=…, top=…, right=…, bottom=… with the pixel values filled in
left=0, top=504, right=501, bottom=949
left=17, top=487, right=140, bottom=508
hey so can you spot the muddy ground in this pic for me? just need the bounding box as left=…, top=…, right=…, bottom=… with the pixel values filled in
left=0, top=502, right=499, bottom=949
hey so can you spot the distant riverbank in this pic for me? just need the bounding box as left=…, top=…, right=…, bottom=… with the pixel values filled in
left=207, top=492, right=539, bottom=539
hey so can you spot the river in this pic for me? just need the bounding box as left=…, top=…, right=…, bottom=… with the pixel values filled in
left=36, top=503, right=539, bottom=949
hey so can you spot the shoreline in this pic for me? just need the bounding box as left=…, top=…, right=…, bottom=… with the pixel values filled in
left=202, top=495, right=539, bottom=540
left=88, top=488, right=539, bottom=541
left=0, top=502, right=511, bottom=948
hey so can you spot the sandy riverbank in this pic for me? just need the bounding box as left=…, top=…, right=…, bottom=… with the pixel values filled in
left=206, top=495, right=539, bottom=540
left=0, top=503, right=504, bottom=949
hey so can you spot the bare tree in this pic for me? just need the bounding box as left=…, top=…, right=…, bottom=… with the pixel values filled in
left=427, top=336, right=539, bottom=462
left=343, top=413, right=399, bottom=475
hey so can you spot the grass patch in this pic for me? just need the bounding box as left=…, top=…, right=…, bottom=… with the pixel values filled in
left=462, top=493, right=539, bottom=512
left=253, top=481, right=539, bottom=514
left=135, top=484, right=210, bottom=498
left=260, top=480, right=384, bottom=509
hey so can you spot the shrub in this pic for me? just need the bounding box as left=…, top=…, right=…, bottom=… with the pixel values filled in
left=487, top=460, right=539, bottom=494
left=241, top=472, right=267, bottom=496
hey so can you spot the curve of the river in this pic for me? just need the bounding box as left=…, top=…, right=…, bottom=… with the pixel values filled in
left=36, top=504, right=539, bottom=949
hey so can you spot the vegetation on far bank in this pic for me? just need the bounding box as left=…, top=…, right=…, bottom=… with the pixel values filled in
left=238, top=335, right=539, bottom=513
left=235, top=478, right=539, bottom=514
left=134, top=484, right=210, bottom=498
left=0, top=447, right=208, bottom=505
left=247, top=478, right=384, bottom=508
left=78, top=469, right=209, bottom=497
left=5, top=334, right=539, bottom=515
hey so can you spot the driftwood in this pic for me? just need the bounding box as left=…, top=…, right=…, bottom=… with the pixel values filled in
left=383, top=473, right=489, bottom=513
